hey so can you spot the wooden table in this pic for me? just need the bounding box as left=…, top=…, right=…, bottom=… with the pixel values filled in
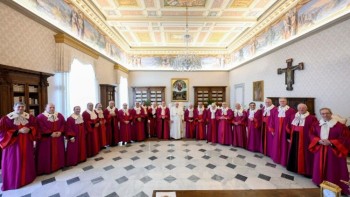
left=153, top=188, right=320, bottom=197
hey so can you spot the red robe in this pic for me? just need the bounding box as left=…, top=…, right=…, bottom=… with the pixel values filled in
left=309, top=121, right=350, bottom=195
left=118, top=109, right=133, bottom=142
left=269, top=106, right=295, bottom=166
left=103, top=107, right=119, bottom=146
left=217, top=108, right=233, bottom=145
left=156, top=107, right=170, bottom=139
left=247, top=109, right=262, bottom=152
left=286, top=113, right=317, bottom=176
left=261, top=106, right=277, bottom=156
left=36, top=112, right=65, bottom=175
left=232, top=110, right=247, bottom=148
left=148, top=107, right=158, bottom=137
left=82, top=110, right=100, bottom=157
left=194, top=108, right=207, bottom=140
left=142, top=106, right=149, bottom=138
left=95, top=109, right=107, bottom=147
left=206, top=108, right=218, bottom=143
left=184, top=109, right=196, bottom=139
left=65, top=115, right=86, bottom=167
left=131, top=107, right=145, bottom=141
left=0, top=113, right=36, bottom=191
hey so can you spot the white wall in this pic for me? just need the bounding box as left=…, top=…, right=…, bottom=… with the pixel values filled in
left=129, top=71, right=229, bottom=107
left=229, top=17, right=350, bottom=122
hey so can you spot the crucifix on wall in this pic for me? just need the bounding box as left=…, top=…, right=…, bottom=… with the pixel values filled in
left=277, top=58, right=304, bottom=91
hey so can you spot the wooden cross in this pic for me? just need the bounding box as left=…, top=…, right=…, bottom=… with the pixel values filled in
left=277, top=58, right=304, bottom=91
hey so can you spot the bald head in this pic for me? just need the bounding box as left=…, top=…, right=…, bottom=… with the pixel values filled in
left=265, top=98, right=272, bottom=107
left=297, top=103, right=308, bottom=114
left=45, top=103, right=55, bottom=114
left=235, top=103, right=241, bottom=110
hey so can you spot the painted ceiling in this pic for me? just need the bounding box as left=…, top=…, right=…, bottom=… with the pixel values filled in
left=83, top=0, right=277, bottom=51
left=13, top=0, right=350, bottom=70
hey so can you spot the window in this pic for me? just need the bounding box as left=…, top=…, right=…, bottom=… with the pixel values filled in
left=69, top=59, right=98, bottom=112
left=119, top=76, right=128, bottom=108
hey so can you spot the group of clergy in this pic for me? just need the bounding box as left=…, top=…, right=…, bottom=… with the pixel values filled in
left=0, top=98, right=349, bottom=195
left=185, top=98, right=348, bottom=195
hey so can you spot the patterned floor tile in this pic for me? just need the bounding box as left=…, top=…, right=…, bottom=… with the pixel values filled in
left=258, top=174, right=271, bottom=181
left=188, top=175, right=200, bottom=183
left=211, top=175, right=224, bottom=182
left=94, top=157, right=104, bottom=161
left=206, top=164, right=216, bottom=169
left=140, top=176, right=152, bottom=184
left=186, top=164, right=196, bottom=170
left=124, top=165, right=135, bottom=171
left=235, top=174, right=248, bottom=182
left=116, top=176, right=128, bottom=184
left=145, top=165, right=156, bottom=170
left=164, top=176, right=176, bottom=183
left=281, top=173, right=294, bottom=181
left=131, top=156, right=140, bottom=161
left=165, top=164, right=176, bottom=170
left=133, top=191, right=148, bottom=197
left=67, top=177, right=80, bottom=185
left=105, top=192, right=119, bottom=197
left=77, top=192, right=90, bottom=197
left=82, top=165, right=94, bottom=171
left=91, top=176, right=104, bottom=184
left=103, top=165, right=115, bottom=171
left=266, top=162, right=277, bottom=168
left=42, top=177, right=56, bottom=185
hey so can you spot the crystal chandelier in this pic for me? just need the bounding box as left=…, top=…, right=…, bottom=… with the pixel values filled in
left=171, top=5, right=202, bottom=71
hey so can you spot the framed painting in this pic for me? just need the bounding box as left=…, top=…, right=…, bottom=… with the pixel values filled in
left=253, top=80, right=264, bottom=102
left=171, top=78, right=189, bottom=102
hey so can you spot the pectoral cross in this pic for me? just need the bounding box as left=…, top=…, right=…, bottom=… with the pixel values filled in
left=277, top=58, right=304, bottom=91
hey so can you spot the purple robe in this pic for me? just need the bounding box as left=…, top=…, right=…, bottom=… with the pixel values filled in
left=156, top=107, right=170, bottom=139
left=286, top=114, right=317, bottom=176
left=148, top=107, right=158, bottom=137
left=184, top=109, right=196, bottom=139
left=103, top=107, right=120, bottom=146
left=217, top=108, right=233, bottom=145
left=0, top=114, right=36, bottom=191
left=82, top=111, right=100, bottom=157
left=131, top=108, right=145, bottom=141
left=36, top=113, right=65, bottom=175
left=118, top=109, right=133, bottom=142
left=194, top=108, right=207, bottom=140
left=232, top=110, right=247, bottom=148
left=65, top=116, right=87, bottom=167
left=309, top=121, right=350, bottom=195
left=247, top=109, right=262, bottom=152
left=206, top=109, right=218, bottom=143
left=269, top=107, right=295, bottom=166
left=261, top=106, right=277, bottom=156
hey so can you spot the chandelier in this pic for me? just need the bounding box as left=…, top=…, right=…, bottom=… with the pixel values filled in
left=171, top=5, right=202, bottom=71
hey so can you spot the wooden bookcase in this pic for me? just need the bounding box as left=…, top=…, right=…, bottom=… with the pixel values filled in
left=100, top=84, right=116, bottom=108
left=0, top=64, right=53, bottom=116
left=193, top=86, right=226, bottom=107
left=269, top=97, right=315, bottom=115
left=131, top=86, right=165, bottom=106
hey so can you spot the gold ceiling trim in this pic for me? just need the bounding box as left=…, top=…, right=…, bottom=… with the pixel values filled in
left=69, top=0, right=131, bottom=52
left=114, top=63, right=129, bottom=74
left=54, top=33, right=99, bottom=59
left=228, top=0, right=299, bottom=52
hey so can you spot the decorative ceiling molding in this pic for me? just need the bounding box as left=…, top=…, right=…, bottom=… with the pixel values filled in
left=54, top=33, right=99, bottom=59
left=69, top=0, right=131, bottom=52
left=228, top=0, right=299, bottom=52
left=114, top=63, right=129, bottom=73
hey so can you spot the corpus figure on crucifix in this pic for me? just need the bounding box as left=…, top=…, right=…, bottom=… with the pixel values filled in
left=277, top=58, right=304, bottom=91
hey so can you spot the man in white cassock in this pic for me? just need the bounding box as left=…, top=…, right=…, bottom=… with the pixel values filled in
left=170, top=102, right=184, bottom=139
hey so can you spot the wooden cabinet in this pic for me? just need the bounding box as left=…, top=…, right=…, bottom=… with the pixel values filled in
left=193, top=86, right=226, bottom=107
left=100, top=84, right=116, bottom=108
left=269, top=97, right=315, bottom=115
left=131, top=86, right=165, bottom=105
left=0, top=64, right=53, bottom=116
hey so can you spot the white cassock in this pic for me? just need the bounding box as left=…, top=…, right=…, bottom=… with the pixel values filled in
left=170, top=106, right=184, bottom=139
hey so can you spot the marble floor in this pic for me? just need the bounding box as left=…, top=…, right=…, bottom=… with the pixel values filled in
left=1, top=140, right=347, bottom=197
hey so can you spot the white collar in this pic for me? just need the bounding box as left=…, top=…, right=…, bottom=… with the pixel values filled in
left=319, top=118, right=337, bottom=127
left=107, top=106, right=116, bottom=112
left=291, top=112, right=309, bottom=126
left=234, top=109, right=243, bottom=116
left=71, top=113, right=84, bottom=124
left=7, top=111, right=30, bottom=120
left=188, top=108, right=194, bottom=112
left=86, top=109, right=97, bottom=119
left=43, top=111, right=59, bottom=122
